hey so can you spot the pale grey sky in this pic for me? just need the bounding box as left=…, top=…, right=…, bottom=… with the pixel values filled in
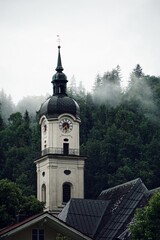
left=0, top=0, right=160, bottom=104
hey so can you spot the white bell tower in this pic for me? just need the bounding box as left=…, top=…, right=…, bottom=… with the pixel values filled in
left=35, top=46, right=86, bottom=213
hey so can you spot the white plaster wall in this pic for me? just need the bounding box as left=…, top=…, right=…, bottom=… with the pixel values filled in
left=50, top=158, right=85, bottom=208
left=36, top=156, right=85, bottom=211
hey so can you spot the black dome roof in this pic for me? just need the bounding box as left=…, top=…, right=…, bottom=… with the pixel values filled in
left=39, top=45, right=80, bottom=120
left=39, top=95, right=80, bottom=119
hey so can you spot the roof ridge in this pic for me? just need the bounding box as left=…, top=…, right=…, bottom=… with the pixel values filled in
left=148, top=187, right=160, bottom=194
left=99, top=178, right=142, bottom=196
left=58, top=200, right=71, bottom=222
left=0, top=211, right=48, bottom=235
left=95, top=179, right=148, bottom=240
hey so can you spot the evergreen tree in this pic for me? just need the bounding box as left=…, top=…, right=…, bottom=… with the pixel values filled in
left=0, top=89, right=15, bottom=122
left=93, top=67, right=122, bottom=107
left=130, top=191, right=160, bottom=240
left=1, top=66, right=160, bottom=206
left=0, top=179, right=44, bottom=228
left=132, top=64, right=143, bottom=78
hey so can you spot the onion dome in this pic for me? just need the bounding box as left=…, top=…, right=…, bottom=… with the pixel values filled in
left=39, top=46, right=80, bottom=119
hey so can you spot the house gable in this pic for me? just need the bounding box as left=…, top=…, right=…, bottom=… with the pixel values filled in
left=0, top=212, right=92, bottom=240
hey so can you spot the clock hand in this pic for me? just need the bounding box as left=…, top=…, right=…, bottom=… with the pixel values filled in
left=64, top=124, right=68, bottom=130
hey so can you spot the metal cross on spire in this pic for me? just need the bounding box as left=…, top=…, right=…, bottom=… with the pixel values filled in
left=57, top=35, right=61, bottom=47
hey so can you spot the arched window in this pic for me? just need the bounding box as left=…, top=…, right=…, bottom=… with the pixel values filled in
left=41, top=184, right=46, bottom=203
left=63, top=182, right=72, bottom=204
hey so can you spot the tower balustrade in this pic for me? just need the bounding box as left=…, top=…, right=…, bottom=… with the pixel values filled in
left=41, top=147, right=80, bottom=156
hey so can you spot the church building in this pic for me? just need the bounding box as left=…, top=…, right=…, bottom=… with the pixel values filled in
left=35, top=45, right=86, bottom=213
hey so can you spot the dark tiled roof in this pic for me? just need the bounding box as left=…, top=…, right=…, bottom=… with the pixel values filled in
left=116, top=228, right=131, bottom=240
left=95, top=178, right=148, bottom=240
left=58, top=198, right=110, bottom=238
left=98, top=178, right=147, bottom=202
left=59, top=178, right=150, bottom=240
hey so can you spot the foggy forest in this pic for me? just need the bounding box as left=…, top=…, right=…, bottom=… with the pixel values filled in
left=1, top=64, right=160, bottom=227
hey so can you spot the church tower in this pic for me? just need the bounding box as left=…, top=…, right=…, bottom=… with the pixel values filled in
left=35, top=46, right=86, bottom=213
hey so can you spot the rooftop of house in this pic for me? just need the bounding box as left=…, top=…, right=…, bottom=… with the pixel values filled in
left=58, top=178, right=157, bottom=240
left=58, top=198, right=110, bottom=238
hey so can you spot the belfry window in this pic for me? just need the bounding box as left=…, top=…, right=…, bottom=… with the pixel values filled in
left=58, top=84, right=65, bottom=94
left=63, top=182, right=71, bottom=203
left=41, top=184, right=46, bottom=203
left=59, top=86, right=61, bottom=94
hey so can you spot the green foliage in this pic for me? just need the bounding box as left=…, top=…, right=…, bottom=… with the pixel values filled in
left=0, top=179, right=22, bottom=227
left=0, top=111, right=40, bottom=194
left=130, top=191, right=160, bottom=240
left=80, top=69, right=160, bottom=198
left=21, top=195, right=44, bottom=217
left=132, top=64, right=144, bottom=78
left=0, top=112, right=5, bottom=131
left=1, top=65, right=160, bottom=208
left=0, top=179, right=44, bottom=228
left=0, top=89, right=15, bottom=122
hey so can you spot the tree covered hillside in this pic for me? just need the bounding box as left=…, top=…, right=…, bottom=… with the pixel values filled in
left=1, top=64, right=160, bottom=200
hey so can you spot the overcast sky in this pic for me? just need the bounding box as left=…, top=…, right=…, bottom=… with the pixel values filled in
left=0, top=0, right=160, bottom=104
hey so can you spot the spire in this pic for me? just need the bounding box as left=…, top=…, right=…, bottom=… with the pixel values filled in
left=52, top=44, right=68, bottom=96
left=56, top=46, right=64, bottom=72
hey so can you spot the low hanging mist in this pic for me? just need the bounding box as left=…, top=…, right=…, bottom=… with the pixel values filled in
left=0, top=64, right=160, bottom=124
left=92, top=64, right=159, bottom=124
left=93, top=66, right=122, bottom=107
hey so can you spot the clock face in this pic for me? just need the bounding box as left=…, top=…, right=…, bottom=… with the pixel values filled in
left=59, top=118, right=73, bottom=133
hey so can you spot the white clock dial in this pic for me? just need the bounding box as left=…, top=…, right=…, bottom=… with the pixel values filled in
left=59, top=118, right=73, bottom=133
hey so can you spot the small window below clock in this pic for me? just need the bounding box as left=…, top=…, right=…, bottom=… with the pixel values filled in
left=64, top=138, right=68, bottom=142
